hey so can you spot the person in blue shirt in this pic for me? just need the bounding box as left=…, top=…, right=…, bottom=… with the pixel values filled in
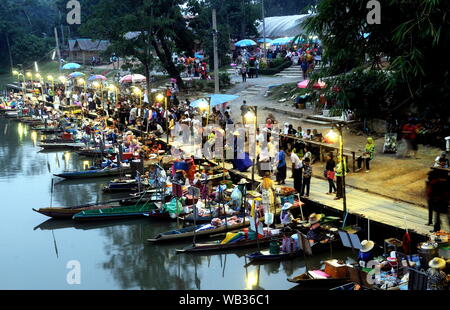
left=275, top=148, right=287, bottom=185
left=357, top=240, right=375, bottom=265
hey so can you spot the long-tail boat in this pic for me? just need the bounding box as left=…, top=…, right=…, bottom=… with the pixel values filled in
left=147, top=218, right=251, bottom=243
left=72, top=203, right=158, bottom=221
left=54, top=167, right=131, bottom=179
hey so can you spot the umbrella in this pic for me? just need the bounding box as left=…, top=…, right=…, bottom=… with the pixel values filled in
left=62, top=63, right=81, bottom=70
left=68, top=72, right=85, bottom=78
left=235, top=39, right=257, bottom=47
left=190, top=94, right=239, bottom=108
left=270, top=37, right=291, bottom=46
left=258, top=38, right=272, bottom=43
left=194, top=52, right=204, bottom=59
left=119, top=74, right=147, bottom=83
left=297, top=80, right=310, bottom=88
left=88, top=75, right=107, bottom=81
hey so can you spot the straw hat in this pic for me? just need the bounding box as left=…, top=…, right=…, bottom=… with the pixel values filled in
left=428, top=257, right=446, bottom=269
left=308, top=213, right=322, bottom=224
left=238, top=179, right=249, bottom=185
left=282, top=203, right=293, bottom=211
left=360, top=240, right=375, bottom=253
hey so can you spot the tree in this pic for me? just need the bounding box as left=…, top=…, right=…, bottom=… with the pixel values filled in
left=79, top=0, right=196, bottom=89
left=186, top=0, right=262, bottom=68
left=303, top=0, right=450, bottom=121
left=0, top=0, right=57, bottom=72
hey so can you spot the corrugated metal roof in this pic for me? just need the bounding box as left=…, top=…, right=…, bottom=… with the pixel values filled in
left=69, top=39, right=110, bottom=51
left=257, top=14, right=313, bottom=38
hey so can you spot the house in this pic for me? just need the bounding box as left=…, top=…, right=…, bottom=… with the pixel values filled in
left=68, top=39, right=111, bottom=65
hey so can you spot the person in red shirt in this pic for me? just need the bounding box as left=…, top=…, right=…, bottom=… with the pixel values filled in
left=401, top=119, right=419, bottom=159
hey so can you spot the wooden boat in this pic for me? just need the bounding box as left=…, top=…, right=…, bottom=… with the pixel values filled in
left=76, top=148, right=116, bottom=157
left=288, top=272, right=351, bottom=288
left=145, top=208, right=191, bottom=222
left=246, top=249, right=303, bottom=261
left=147, top=220, right=250, bottom=243
left=176, top=236, right=274, bottom=253
left=102, top=179, right=140, bottom=192
left=32, top=204, right=117, bottom=219
left=33, top=127, right=63, bottom=134
left=54, top=167, right=131, bottom=179
left=72, top=203, right=158, bottom=221
left=38, top=142, right=86, bottom=150
left=288, top=259, right=351, bottom=288
left=41, top=138, right=77, bottom=144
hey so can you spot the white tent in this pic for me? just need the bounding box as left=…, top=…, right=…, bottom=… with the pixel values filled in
left=257, top=14, right=313, bottom=38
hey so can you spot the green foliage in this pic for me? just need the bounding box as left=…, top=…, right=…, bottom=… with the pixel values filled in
left=0, top=0, right=57, bottom=71
left=219, top=73, right=231, bottom=88
left=259, top=59, right=291, bottom=75
left=303, top=0, right=450, bottom=120
left=186, top=0, right=262, bottom=68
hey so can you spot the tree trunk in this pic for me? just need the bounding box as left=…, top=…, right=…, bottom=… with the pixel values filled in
left=151, top=35, right=185, bottom=89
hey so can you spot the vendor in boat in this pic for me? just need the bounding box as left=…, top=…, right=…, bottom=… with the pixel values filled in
left=258, top=172, right=276, bottom=216
left=426, top=257, right=448, bottom=290
left=357, top=240, right=375, bottom=266
left=306, top=213, right=329, bottom=245
left=172, top=169, right=186, bottom=198
left=148, top=163, right=167, bottom=188
left=280, top=203, right=294, bottom=226
left=227, top=179, right=247, bottom=212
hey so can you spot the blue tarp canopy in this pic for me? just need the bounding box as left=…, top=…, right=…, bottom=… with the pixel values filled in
left=190, top=94, right=240, bottom=108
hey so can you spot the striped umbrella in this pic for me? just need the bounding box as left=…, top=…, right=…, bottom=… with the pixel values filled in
left=119, top=74, right=146, bottom=83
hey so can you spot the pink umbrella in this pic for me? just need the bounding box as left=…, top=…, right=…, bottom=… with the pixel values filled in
left=297, top=80, right=310, bottom=88
left=119, top=74, right=147, bottom=83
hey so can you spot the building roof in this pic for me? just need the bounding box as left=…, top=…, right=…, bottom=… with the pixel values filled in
left=68, top=39, right=110, bottom=52
left=257, top=14, right=313, bottom=38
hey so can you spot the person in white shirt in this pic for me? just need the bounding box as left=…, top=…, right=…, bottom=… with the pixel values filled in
left=303, top=129, right=313, bottom=140
left=287, top=149, right=303, bottom=195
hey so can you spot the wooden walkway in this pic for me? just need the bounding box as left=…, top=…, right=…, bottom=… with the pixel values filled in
left=169, top=140, right=440, bottom=237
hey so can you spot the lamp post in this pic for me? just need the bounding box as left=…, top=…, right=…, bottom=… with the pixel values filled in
left=35, top=73, right=45, bottom=102
left=245, top=106, right=258, bottom=185
left=156, top=93, right=169, bottom=145
left=326, top=122, right=347, bottom=225
left=47, top=75, right=54, bottom=91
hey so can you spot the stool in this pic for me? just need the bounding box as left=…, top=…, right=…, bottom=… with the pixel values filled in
left=384, top=238, right=403, bottom=254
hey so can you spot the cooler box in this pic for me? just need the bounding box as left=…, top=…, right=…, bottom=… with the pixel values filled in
left=324, top=260, right=348, bottom=279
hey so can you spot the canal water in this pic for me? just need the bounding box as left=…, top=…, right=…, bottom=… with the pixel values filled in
left=0, top=118, right=354, bottom=290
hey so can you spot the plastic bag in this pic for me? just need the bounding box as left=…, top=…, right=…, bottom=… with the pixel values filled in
left=230, top=187, right=242, bottom=201
left=265, top=212, right=274, bottom=225
left=162, top=198, right=183, bottom=214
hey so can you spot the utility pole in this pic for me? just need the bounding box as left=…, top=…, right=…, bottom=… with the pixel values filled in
left=212, top=8, right=220, bottom=94
left=54, top=27, right=62, bottom=76
left=261, top=0, right=267, bottom=61
left=5, top=33, right=14, bottom=72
